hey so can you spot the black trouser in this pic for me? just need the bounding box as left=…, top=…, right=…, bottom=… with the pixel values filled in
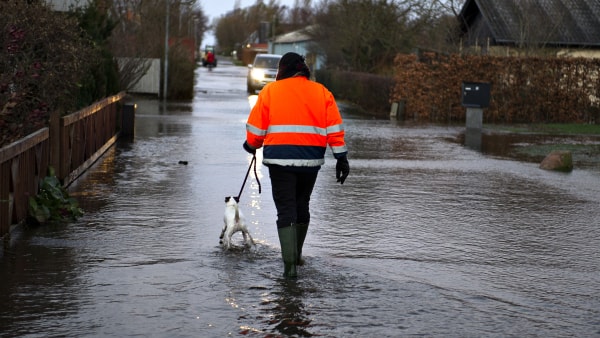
left=268, top=166, right=318, bottom=228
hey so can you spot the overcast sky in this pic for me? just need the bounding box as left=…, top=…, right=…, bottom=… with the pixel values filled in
left=200, top=0, right=298, bottom=46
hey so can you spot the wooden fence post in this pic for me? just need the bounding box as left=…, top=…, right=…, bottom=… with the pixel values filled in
left=49, top=110, right=61, bottom=179
left=121, top=103, right=136, bottom=138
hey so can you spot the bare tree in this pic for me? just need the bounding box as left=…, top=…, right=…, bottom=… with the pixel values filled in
left=108, top=0, right=207, bottom=90
left=512, top=0, right=564, bottom=56
left=214, top=8, right=249, bottom=54
left=311, top=0, right=436, bottom=74
left=413, top=0, right=464, bottom=54
left=284, top=0, right=314, bottom=31
left=214, top=0, right=289, bottom=54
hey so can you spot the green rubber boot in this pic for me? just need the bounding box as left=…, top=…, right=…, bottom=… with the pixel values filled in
left=277, top=225, right=298, bottom=278
left=295, top=223, right=309, bottom=266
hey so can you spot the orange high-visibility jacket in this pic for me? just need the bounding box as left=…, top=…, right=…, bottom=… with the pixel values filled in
left=246, top=76, right=347, bottom=168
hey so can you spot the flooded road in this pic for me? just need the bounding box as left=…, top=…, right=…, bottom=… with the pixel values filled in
left=1, top=59, right=599, bottom=337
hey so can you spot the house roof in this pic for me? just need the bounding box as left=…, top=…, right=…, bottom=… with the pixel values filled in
left=272, top=25, right=316, bottom=44
left=459, top=0, right=600, bottom=47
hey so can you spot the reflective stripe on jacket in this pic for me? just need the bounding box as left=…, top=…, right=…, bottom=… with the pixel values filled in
left=246, top=76, right=347, bottom=167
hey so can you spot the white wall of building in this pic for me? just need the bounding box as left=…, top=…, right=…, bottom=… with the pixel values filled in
left=46, top=0, right=90, bottom=11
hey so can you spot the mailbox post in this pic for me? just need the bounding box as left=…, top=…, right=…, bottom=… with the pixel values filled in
left=461, top=82, right=491, bottom=130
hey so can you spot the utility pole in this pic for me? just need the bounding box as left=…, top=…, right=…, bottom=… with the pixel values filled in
left=163, top=0, right=170, bottom=100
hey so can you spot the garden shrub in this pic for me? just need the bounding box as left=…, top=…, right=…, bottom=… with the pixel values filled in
left=0, top=0, right=119, bottom=148
left=167, top=44, right=196, bottom=100
left=28, top=167, right=83, bottom=225
left=391, top=53, right=600, bottom=124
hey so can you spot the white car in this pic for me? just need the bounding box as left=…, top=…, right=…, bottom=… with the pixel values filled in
left=247, top=54, right=282, bottom=94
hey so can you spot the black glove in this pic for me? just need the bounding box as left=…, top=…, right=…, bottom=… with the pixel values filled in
left=243, top=141, right=256, bottom=154
left=336, top=156, right=349, bottom=184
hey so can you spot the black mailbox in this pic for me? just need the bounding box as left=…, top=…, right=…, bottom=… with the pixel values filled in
left=461, top=82, right=491, bottom=108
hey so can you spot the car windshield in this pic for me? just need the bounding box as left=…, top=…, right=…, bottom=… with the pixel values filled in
left=254, top=56, right=280, bottom=68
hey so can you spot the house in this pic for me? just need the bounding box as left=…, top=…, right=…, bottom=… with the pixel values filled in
left=458, top=0, right=600, bottom=58
left=268, top=25, right=325, bottom=71
left=239, top=25, right=270, bottom=65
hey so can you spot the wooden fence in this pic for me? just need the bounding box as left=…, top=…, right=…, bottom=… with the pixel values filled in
left=0, top=91, right=127, bottom=238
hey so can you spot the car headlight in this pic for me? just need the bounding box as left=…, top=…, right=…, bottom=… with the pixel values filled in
left=251, top=69, right=265, bottom=81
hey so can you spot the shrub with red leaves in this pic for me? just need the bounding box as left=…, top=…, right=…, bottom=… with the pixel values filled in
left=391, top=53, right=600, bottom=124
left=1, top=1, right=97, bottom=148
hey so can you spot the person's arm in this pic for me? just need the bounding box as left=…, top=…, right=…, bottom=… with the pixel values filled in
left=325, top=91, right=347, bottom=159
left=324, top=90, right=349, bottom=184
left=244, top=91, right=269, bottom=152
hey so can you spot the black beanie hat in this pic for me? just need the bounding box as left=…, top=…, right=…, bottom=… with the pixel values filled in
left=276, top=52, right=311, bottom=81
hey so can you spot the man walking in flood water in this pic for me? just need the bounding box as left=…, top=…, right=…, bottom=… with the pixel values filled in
left=243, top=52, right=349, bottom=278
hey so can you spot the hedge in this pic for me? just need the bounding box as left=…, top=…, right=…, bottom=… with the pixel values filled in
left=316, top=53, right=600, bottom=124
left=391, top=53, right=600, bottom=124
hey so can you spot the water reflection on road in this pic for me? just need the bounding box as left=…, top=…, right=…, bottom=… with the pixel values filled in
left=1, top=60, right=599, bottom=337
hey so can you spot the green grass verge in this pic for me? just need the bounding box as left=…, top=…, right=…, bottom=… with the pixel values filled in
left=484, top=123, right=600, bottom=135
left=481, top=123, right=600, bottom=169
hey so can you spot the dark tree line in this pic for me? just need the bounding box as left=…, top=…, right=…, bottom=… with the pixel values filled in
left=213, top=0, right=462, bottom=74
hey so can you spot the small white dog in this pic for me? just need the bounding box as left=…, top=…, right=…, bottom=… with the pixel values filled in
left=220, top=196, right=255, bottom=249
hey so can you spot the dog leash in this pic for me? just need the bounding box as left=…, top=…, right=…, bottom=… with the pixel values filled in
left=237, top=154, right=261, bottom=200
